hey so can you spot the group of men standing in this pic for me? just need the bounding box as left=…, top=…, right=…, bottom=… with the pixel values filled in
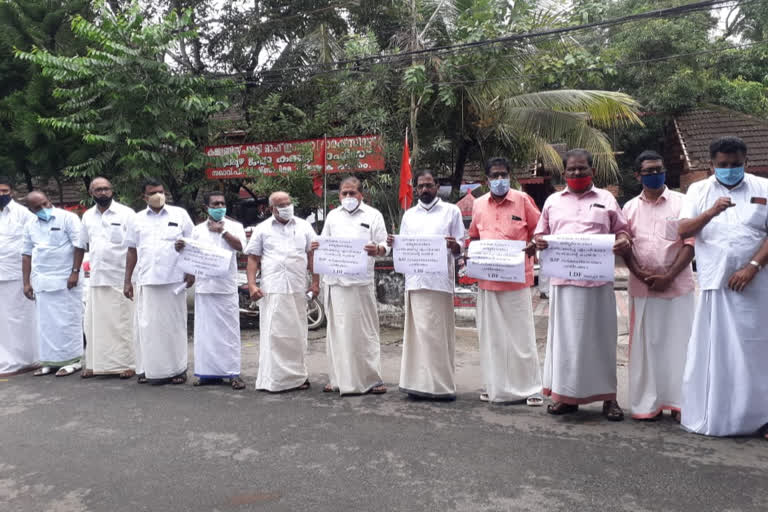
left=0, top=134, right=765, bottom=441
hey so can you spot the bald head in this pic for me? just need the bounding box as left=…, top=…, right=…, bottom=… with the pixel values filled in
left=268, top=191, right=291, bottom=207
left=26, top=191, right=51, bottom=213
left=89, top=177, right=112, bottom=193
left=89, top=177, right=114, bottom=209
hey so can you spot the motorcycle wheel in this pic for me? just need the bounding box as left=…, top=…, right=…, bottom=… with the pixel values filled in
left=307, top=296, right=325, bottom=330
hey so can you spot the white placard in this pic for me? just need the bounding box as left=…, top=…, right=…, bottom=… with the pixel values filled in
left=540, top=233, right=615, bottom=281
left=466, top=240, right=526, bottom=283
left=175, top=237, right=231, bottom=278
left=313, top=237, right=368, bottom=276
left=393, top=235, right=447, bottom=275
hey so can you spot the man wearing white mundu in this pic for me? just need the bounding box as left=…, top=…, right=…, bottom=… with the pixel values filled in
left=313, top=176, right=388, bottom=396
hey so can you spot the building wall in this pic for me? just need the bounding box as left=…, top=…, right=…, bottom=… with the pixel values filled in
left=680, top=170, right=709, bottom=192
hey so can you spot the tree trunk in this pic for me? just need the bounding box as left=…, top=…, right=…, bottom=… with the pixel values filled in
left=409, top=92, right=420, bottom=169
left=451, top=137, right=475, bottom=195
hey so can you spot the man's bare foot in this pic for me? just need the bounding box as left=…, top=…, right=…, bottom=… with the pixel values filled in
left=119, top=369, right=135, bottom=379
left=671, top=410, right=681, bottom=423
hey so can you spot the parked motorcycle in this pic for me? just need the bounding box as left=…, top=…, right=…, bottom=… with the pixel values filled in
left=236, top=271, right=325, bottom=330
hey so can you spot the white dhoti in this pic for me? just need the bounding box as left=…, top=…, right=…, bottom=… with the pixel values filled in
left=543, top=284, right=617, bottom=404
left=399, top=290, right=456, bottom=399
left=194, top=293, right=241, bottom=378
left=36, top=287, right=83, bottom=367
left=628, top=293, right=694, bottom=419
left=325, top=284, right=383, bottom=395
left=256, top=293, right=308, bottom=391
left=477, top=287, right=541, bottom=403
left=84, top=286, right=135, bottom=374
left=0, top=280, right=38, bottom=375
left=134, top=284, right=187, bottom=381
left=682, top=287, right=768, bottom=436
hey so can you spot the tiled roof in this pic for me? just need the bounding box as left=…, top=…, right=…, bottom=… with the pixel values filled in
left=674, top=107, right=768, bottom=171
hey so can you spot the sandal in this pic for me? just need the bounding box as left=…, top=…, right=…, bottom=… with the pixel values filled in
left=602, top=400, right=625, bottom=422
left=479, top=392, right=489, bottom=402
left=193, top=377, right=223, bottom=387
left=230, top=377, right=246, bottom=390
left=670, top=410, right=681, bottom=423
left=55, top=362, right=82, bottom=377
left=171, top=372, right=187, bottom=385
left=137, top=373, right=148, bottom=384
left=371, top=385, right=387, bottom=394
left=296, top=380, right=310, bottom=391
left=526, top=395, right=544, bottom=407
left=547, top=402, right=579, bottom=415
left=81, top=370, right=95, bottom=379
left=323, top=384, right=337, bottom=393
left=119, top=369, right=135, bottom=380
left=33, top=366, right=53, bottom=377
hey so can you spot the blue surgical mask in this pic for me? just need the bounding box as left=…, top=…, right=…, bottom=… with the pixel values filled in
left=36, top=207, right=53, bottom=222
left=714, top=166, right=745, bottom=186
left=208, top=207, right=226, bottom=221
left=641, top=172, right=665, bottom=189
left=489, top=178, right=510, bottom=196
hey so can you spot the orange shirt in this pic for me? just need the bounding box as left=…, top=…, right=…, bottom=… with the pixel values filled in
left=468, top=190, right=540, bottom=291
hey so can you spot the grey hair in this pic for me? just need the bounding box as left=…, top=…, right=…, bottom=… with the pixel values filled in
left=340, top=176, right=362, bottom=192
left=268, top=191, right=290, bottom=207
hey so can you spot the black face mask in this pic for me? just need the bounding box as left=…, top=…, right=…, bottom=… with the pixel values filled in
left=0, top=194, right=11, bottom=208
left=93, top=195, right=113, bottom=207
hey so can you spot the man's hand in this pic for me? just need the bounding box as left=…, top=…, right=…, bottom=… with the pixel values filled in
left=174, top=239, right=186, bottom=252
left=207, top=220, right=224, bottom=233
left=123, top=282, right=134, bottom=301
left=387, top=234, right=395, bottom=247
left=524, top=242, right=536, bottom=258
left=249, top=284, right=264, bottom=301
left=23, top=283, right=34, bottom=300
left=534, top=235, right=548, bottom=251
left=613, top=234, right=632, bottom=256
left=446, top=236, right=460, bottom=253
left=184, top=273, right=195, bottom=288
left=364, top=243, right=380, bottom=257
left=308, top=281, right=320, bottom=297
left=644, top=274, right=672, bottom=292
left=67, top=271, right=79, bottom=289
left=707, top=197, right=734, bottom=218
left=310, top=241, right=319, bottom=251
left=728, top=264, right=758, bottom=292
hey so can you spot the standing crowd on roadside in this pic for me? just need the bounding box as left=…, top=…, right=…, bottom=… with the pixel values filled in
left=0, top=135, right=765, bottom=441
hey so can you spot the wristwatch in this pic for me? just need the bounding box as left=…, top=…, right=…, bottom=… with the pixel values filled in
left=71, top=268, right=80, bottom=273
left=220, top=229, right=228, bottom=238
left=749, top=260, right=763, bottom=271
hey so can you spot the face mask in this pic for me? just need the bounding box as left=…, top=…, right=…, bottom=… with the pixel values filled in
left=208, top=207, right=226, bottom=221
left=147, top=192, right=166, bottom=209
left=36, top=207, right=53, bottom=222
left=276, top=204, right=294, bottom=221
left=341, top=197, right=360, bottom=212
left=0, top=194, right=11, bottom=209
left=566, top=176, right=592, bottom=193
left=641, top=172, right=665, bottom=190
left=94, top=195, right=112, bottom=208
left=489, top=178, right=510, bottom=196
left=714, top=166, right=744, bottom=186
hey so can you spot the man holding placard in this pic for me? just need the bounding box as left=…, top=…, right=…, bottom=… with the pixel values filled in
left=468, top=157, right=543, bottom=406
left=312, top=177, right=388, bottom=395
left=534, top=149, right=632, bottom=421
left=622, top=151, right=695, bottom=422
left=245, top=191, right=319, bottom=392
left=177, top=192, right=247, bottom=390
left=388, top=170, right=464, bottom=400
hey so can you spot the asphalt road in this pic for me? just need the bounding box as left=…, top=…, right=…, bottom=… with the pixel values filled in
left=1, top=326, right=766, bottom=512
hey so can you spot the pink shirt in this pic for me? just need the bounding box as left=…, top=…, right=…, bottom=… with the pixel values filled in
left=468, top=190, right=540, bottom=291
left=623, top=187, right=695, bottom=298
left=534, top=186, right=629, bottom=287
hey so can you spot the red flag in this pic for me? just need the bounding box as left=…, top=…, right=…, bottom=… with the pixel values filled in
left=312, top=173, right=323, bottom=197
left=398, top=131, right=412, bottom=210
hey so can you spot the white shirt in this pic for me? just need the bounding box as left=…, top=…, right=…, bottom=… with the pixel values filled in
left=399, top=199, right=465, bottom=293
left=22, top=207, right=84, bottom=292
left=125, top=205, right=194, bottom=286
left=320, top=202, right=388, bottom=286
left=680, top=174, right=768, bottom=290
left=191, top=217, right=247, bottom=294
left=80, top=201, right=135, bottom=287
left=244, top=216, right=316, bottom=294
left=0, top=199, right=36, bottom=281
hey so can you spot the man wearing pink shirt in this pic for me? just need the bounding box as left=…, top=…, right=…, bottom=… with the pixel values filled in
left=468, top=158, right=543, bottom=406
left=534, top=149, right=632, bottom=421
left=623, top=151, right=695, bottom=422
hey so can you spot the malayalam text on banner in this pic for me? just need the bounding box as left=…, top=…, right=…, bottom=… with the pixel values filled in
left=313, top=237, right=369, bottom=277
left=175, top=238, right=231, bottom=278
left=466, top=240, right=526, bottom=283
left=393, top=235, right=447, bottom=275
left=539, top=233, right=615, bottom=281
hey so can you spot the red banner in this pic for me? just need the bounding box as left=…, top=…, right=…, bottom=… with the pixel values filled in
left=204, top=135, right=385, bottom=180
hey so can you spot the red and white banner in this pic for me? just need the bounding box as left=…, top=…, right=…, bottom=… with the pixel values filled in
left=204, top=135, right=385, bottom=180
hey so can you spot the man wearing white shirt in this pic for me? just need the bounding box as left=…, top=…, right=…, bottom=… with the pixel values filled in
left=177, top=192, right=247, bottom=390
left=678, top=136, right=768, bottom=440
left=80, top=177, right=136, bottom=379
left=245, top=191, right=319, bottom=392
left=388, top=170, right=465, bottom=400
left=0, top=176, right=39, bottom=376
left=22, top=191, right=85, bottom=377
left=124, top=179, right=195, bottom=385
left=312, top=177, right=388, bottom=395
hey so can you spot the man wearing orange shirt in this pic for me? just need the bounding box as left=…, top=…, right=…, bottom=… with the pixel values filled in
left=469, top=158, right=543, bottom=406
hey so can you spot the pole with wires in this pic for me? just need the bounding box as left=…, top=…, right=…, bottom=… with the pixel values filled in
left=323, top=134, right=328, bottom=222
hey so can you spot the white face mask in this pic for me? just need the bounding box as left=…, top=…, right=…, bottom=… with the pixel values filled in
left=276, top=204, right=294, bottom=221
left=341, top=197, right=360, bottom=212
